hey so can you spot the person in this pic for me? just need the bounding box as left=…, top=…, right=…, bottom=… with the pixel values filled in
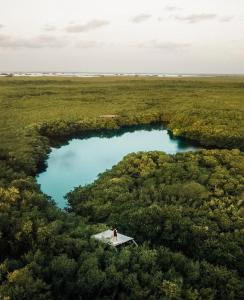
left=113, top=228, right=118, bottom=242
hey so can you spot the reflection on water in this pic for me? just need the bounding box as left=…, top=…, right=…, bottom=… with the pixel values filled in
left=37, top=124, right=200, bottom=208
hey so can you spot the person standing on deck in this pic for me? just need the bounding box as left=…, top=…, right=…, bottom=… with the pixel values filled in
left=113, top=228, right=118, bottom=242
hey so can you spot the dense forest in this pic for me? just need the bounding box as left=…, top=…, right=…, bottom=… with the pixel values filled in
left=0, top=77, right=244, bottom=299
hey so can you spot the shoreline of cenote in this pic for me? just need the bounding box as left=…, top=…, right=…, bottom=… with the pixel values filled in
left=37, top=124, right=201, bottom=208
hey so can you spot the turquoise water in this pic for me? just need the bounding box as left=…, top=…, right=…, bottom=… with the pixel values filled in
left=37, top=125, right=199, bottom=208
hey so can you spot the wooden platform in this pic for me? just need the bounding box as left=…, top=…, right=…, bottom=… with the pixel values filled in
left=92, top=230, right=138, bottom=247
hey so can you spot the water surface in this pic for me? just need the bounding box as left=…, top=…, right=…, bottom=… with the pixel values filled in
left=37, top=125, right=199, bottom=208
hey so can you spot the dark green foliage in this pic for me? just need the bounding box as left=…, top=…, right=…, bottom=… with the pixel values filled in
left=68, top=150, right=244, bottom=276
left=1, top=184, right=243, bottom=299
left=0, top=77, right=244, bottom=299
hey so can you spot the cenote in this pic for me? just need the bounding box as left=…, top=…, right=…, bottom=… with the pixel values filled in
left=37, top=124, right=200, bottom=208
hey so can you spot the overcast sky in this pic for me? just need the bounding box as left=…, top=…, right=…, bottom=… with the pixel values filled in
left=0, top=0, right=244, bottom=73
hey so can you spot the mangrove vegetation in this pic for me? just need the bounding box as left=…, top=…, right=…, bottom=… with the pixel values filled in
left=0, top=76, right=244, bottom=299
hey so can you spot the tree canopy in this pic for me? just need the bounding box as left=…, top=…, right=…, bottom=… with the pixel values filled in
left=0, top=77, right=243, bottom=299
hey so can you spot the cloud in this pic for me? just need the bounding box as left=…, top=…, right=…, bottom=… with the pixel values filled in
left=131, top=14, right=152, bottom=23
left=220, top=16, right=233, bottom=22
left=174, top=14, right=217, bottom=23
left=165, top=6, right=180, bottom=12
left=43, top=25, right=56, bottom=32
left=138, top=40, right=190, bottom=50
left=65, top=19, right=109, bottom=33
left=0, top=34, right=67, bottom=49
left=76, top=40, right=104, bottom=48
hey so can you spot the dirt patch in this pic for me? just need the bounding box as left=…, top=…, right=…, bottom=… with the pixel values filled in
left=99, top=114, right=120, bottom=118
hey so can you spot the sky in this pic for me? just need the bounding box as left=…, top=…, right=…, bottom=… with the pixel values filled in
left=0, top=0, right=244, bottom=73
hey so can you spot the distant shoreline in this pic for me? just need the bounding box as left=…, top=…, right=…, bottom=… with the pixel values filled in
left=1, top=72, right=243, bottom=78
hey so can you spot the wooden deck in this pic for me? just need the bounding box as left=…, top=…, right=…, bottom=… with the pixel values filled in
left=92, top=230, right=138, bottom=247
